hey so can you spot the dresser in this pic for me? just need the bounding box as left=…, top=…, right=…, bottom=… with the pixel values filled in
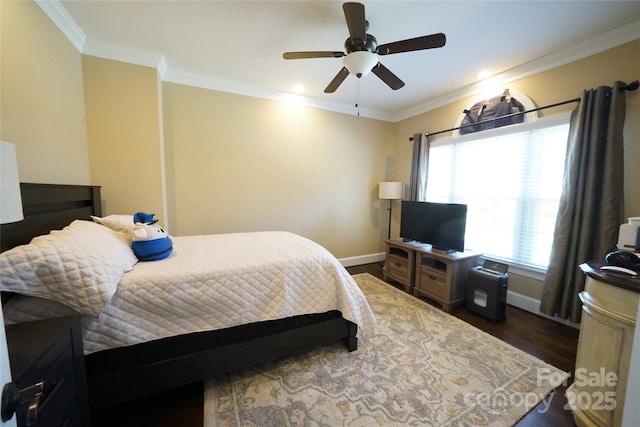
left=4, top=316, right=90, bottom=427
left=569, top=262, right=639, bottom=427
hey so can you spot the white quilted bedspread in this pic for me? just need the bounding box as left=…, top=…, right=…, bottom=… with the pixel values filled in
left=4, top=231, right=376, bottom=354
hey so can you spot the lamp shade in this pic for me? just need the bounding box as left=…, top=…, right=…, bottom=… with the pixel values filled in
left=343, top=51, right=378, bottom=77
left=1, top=141, right=24, bottom=224
left=378, top=182, right=403, bottom=200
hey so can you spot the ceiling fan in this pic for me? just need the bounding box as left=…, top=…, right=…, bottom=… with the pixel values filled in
left=283, top=2, right=446, bottom=93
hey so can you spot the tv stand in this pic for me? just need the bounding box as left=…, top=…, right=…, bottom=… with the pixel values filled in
left=384, top=239, right=482, bottom=311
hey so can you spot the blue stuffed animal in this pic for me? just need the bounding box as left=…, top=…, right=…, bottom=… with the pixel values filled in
left=131, top=212, right=173, bottom=261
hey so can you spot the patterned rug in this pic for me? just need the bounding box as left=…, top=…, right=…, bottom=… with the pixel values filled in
left=204, top=273, right=568, bottom=426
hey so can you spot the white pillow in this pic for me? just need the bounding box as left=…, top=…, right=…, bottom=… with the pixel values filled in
left=0, top=220, right=138, bottom=318
left=91, top=214, right=135, bottom=244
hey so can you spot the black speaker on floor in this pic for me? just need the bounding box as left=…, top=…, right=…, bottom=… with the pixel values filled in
left=466, top=262, right=509, bottom=322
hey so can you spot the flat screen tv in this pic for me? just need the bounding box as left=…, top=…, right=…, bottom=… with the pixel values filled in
left=400, top=201, right=467, bottom=253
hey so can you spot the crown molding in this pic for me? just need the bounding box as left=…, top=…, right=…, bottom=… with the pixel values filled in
left=34, top=1, right=391, bottom=120
left=392, top=18, right=640, bottom=122
left=162, top=68, right=392, bottom=121
left=37, top=1, right=638, bottom=123
left=35, top=0, right=85, bottom=51
left=82, top=40, right=165, bottom=70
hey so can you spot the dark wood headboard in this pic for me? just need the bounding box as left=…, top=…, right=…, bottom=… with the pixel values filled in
left=0, top=183, right=102, bottom=252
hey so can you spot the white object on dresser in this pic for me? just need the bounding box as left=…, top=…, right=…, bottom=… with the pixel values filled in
left=617, top=217, right=640, bottom=251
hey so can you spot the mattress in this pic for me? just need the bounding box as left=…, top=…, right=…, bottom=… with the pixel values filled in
left=3, top=231, right=376, bottom=354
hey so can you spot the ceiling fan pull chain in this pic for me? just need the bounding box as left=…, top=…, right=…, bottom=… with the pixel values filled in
left=355, top=78, right=360, bottom=116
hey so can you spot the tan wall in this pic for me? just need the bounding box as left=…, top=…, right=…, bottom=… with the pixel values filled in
left=394, top=40, right=640, bottom=299
left=162, top=83, right=396, bottom=258
left=81, top=59, right=396, bottom=258
left=82, top=56, right=166, bottom=224
left=0, top=0, right=89, bottom=184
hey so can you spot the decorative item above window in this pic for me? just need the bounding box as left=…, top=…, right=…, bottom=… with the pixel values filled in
left=452, top=89, right=538, bottom=137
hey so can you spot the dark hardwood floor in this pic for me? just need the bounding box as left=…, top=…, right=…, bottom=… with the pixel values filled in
left=90, top=262, right=579, bottom=426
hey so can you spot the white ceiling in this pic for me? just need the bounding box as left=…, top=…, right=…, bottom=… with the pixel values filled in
left=41, top=1, right=640, bottom=122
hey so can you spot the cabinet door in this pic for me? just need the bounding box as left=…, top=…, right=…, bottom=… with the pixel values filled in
left=572, top=304, right=630, bottom=427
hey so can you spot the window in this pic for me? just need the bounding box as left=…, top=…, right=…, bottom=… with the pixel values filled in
left=425, top=114, right=570, bottom=271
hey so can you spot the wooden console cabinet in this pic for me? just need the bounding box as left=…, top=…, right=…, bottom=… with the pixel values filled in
left=384, top=238, right=482, bottom=311
left=569, top=262, right=639, bottom=427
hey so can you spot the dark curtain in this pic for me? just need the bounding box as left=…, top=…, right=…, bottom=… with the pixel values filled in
left=408, top=132, right=429, bottom=201
left=408, top=133, right=422, bottom=201
left=540, top=81, right=629, bottom=322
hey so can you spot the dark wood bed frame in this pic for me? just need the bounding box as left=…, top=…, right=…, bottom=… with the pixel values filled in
left=1, top=183, right=358, bottom=410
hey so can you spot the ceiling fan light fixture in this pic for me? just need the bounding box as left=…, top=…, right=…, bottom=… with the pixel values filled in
left=343, top=51, right=378, bottom=77
left=283, top=2, right=445, bottom=93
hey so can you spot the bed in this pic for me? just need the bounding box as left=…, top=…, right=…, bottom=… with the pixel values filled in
left=0, top=183, right=375, bottom=410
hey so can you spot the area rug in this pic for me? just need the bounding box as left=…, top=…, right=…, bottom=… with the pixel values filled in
left=204, top=273, right=569, bottom=426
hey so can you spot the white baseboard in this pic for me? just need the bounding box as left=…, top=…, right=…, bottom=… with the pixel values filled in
left=339, top=252, right=385, bottom=268
left=507, top=290, right=580, bottom=329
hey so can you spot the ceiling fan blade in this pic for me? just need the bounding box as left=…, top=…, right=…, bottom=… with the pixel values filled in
left=324, top=67, right=350, bottom=93
left=376, top=33, right=446, bottom=55
left=371, top=62, right=405, bottom=90
left=283, top=51, right=345, bottom=60
left=343, top=2, right=366, bottom=41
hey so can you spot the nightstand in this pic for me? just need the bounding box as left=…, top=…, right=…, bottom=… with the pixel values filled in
left=384, top=239, right=417, bottom=291
left=3, top=316, right=90, bottom=426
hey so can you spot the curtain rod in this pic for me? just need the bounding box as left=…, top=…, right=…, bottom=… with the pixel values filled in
left=410, top=80, right=639, bottom=140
